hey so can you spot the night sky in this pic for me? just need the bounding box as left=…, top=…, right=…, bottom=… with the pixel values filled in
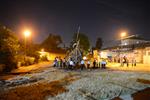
left=0, top=0, right=149, bottom=46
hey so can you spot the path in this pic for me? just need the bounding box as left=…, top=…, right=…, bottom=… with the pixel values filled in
left=0, top=61, right=52, bottom=80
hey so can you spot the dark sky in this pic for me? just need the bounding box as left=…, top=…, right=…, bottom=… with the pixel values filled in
left=0, top=0, right=149, bottom=46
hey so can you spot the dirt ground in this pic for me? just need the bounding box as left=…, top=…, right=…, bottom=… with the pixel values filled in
left=0, top=73, right=80, bottom=100
left=0, top=63, right=150, bottom=100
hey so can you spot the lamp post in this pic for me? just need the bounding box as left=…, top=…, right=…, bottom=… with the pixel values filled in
left=121, top=32, right=127, bottom=48
left=24, top=30, right=31, bottom=62
left=120, top=32, right=126, bottom=66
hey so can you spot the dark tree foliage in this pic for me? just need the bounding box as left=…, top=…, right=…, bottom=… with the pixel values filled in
left=0, top=25, right=20, bottom=72
left=41, top=34, right=62, bottom=51
left=95, top=37, right=103, bottom=50
left=72, top=33, right=90, bottom=52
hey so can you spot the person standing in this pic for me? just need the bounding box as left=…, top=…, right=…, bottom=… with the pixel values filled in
left=93, top=59, right=96, bottom=69
left=101, top=60, right=107, bottom=69
left=63, top=58, right=66, bottom=68
left=80, top=59, right=85, bottom=70
left=60, top=58, right=63, bottom=68
left=122, top=56, right=126, bottom=67
left=87, top=60, right=90, bottom=69
left=98, top=59, right=102, bottom=68
left=126, top=58, right=129, bottom=67
left=101, top=60, right=104, bottom=69
left=56, top=57, right=59, bottom=67
left=134, top=59, right=136, bottom=66
left=103, top=60, right=107, bottom=69
left=131, top=58, right=134, bottom=67
left=69, top=58, right=74, bottom=70
left=53, top=58, right=57, bottom=67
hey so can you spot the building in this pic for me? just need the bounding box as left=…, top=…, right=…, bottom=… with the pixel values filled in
left=121, top=35, right=148, bottom=46
left=100, top=35, right=150, bottom=64
left=143, top=47, right=150, bottom=64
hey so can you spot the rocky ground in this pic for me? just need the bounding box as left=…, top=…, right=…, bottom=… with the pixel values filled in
left=0, top=66, right=150, bottom=100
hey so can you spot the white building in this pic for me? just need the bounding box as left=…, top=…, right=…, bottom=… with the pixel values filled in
left=121, top=35, right=148, bottom=46
left=101, top=35, right=150, bottom=64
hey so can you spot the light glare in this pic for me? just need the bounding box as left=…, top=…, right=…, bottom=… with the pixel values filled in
left=24, top=30, right=31, bottom=37
left=121, top=32, right=126, bottom=37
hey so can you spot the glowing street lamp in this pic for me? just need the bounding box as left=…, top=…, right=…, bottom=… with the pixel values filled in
left=24, top=30, right=31, bottom=37
left=120, top=32, right=127, bottom=46
left=121, top=32, right=126, bottom=38
left=120, top=32, right=127, bottom=66
left=23, top=30, right=31, bottom=62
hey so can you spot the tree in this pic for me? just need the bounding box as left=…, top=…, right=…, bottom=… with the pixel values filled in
left=0, top=25, right=20, bottom=71
left=95, top=37, right=103, bottom=50
left=41, top=34, right=62, bottom=51
left=71, top=33, right=90, bottom=53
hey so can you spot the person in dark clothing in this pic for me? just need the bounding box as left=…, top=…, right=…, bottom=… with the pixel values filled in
left=131, top=58, right=136, bottom=67
left=63, top=58, right=66, bottom=68
left=122, top=56, right=127, bottom=67
left=93, top=60, right=96, bottom=69
left=60, top=58, right=63, bottom=68
left=126, top=59, right=129, bottom=67
left=134, top=59, right=136, bottom=66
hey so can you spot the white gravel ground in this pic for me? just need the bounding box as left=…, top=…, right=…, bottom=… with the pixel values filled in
left=48, top=69, right=150, bottom=100
left=1, top=68, right=150, bottom=100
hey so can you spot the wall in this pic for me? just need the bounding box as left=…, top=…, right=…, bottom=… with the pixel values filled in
left=143, top=47, right=150, bottom=64
left=133, top=49, right=144, bottom=63
left=48, top=52, right=66, bottom=60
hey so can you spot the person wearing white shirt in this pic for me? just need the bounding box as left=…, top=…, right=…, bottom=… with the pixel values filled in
left=80, top=59, right=85, bottom=70
left=69, top=59, right=74, bottom=70
left=87, top=60, right=90, bottom=69
left=101, top=60, right=106, bottom=69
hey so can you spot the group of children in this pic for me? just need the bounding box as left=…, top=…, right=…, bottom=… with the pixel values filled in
left=53, top=57, right=107, bottom=70
left=53, top=57, right=66, bottom=68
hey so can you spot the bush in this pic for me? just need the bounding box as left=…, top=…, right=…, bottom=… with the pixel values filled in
left=40, top=55, right=48, bottom=61
left=0, top=25, right=20, bottom=72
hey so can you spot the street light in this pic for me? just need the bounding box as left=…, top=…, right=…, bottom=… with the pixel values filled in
left=23, top=30, right=31, bottom=62
left=120, top=32, right=127, bottom=66
left=24, top=30, right=31, bottom=37
left=120, top=32, right=127, bottom=46
left=121, top=32, right=126, bottom=38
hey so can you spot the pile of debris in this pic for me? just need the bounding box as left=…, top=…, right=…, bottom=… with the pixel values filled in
left=0, top=76, right=43, bottom=88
